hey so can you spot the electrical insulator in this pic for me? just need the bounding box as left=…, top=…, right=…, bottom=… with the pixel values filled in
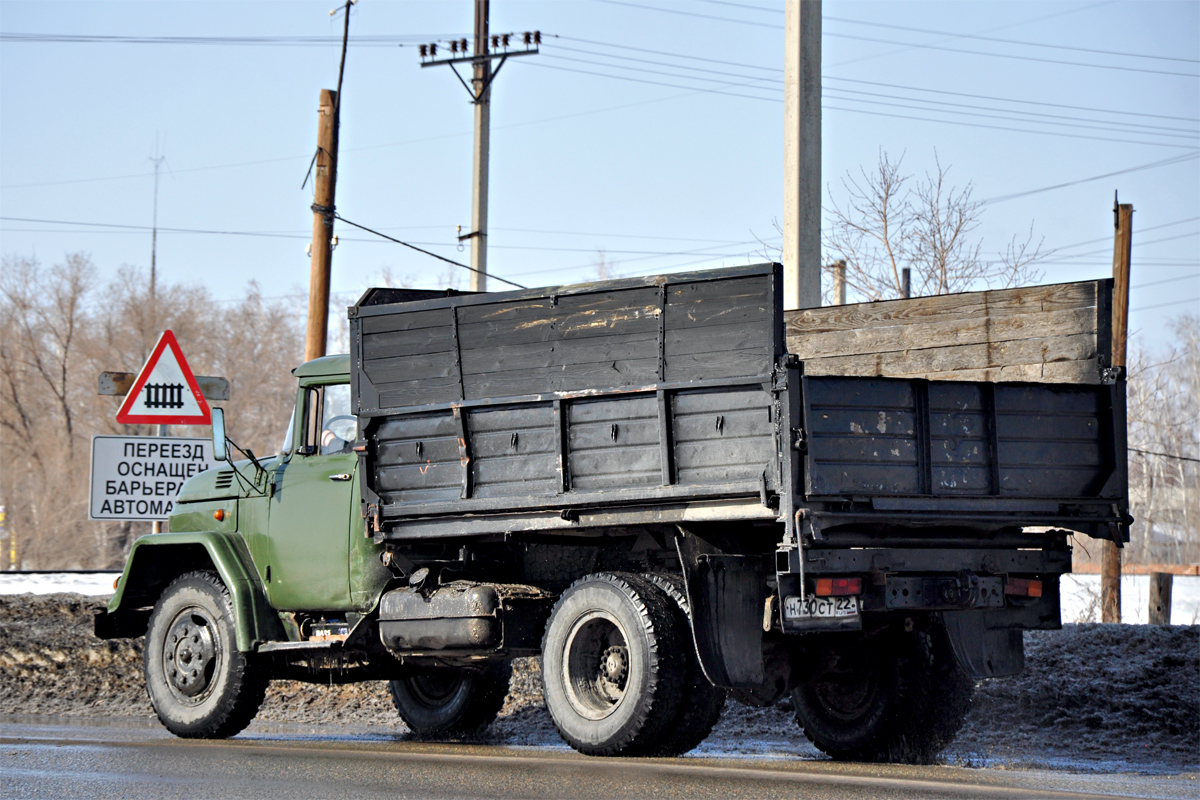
left=533, top=30, right=541, bottom=45
left=429, top=43, right=437, bottom=56
left=450, top=40, right=458, bottom=54
left=490, top=34, right=499, bottom=49
left=460, top=38, right=467, bottom=52
left=419, top=44, right=427, bottom=57
left=502, top=33, right=510, bottom=47
left=523, top=31, right=531, bottom=45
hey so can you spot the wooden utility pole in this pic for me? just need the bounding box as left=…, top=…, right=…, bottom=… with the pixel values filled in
left=469, top=0, right=492, bottom=292
left=305, top=88, right=339, bottom=362
left=1103, top=195, right=1133, bottom=623
left=782, top=0, right=822, bottom=311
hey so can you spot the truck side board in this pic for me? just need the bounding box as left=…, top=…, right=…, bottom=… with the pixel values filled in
left=350, top=264, right=791, bottom=540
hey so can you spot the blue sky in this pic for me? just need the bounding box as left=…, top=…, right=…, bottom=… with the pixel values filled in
left=1, top=0, right=1197, bottom=349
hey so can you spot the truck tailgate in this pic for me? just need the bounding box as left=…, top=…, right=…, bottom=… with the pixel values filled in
left=801, top=375, right=1127, bottom=535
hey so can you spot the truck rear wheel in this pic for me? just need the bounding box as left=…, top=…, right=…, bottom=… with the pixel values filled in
left=388, top=661, right=512, bottom=737
left=641, top=572, right=727, bottom=756
left=790, top=620, right=972, bottom=764
left=144, top=571, right=267, bottom=739
left=541, top=572, right=687, bottom=756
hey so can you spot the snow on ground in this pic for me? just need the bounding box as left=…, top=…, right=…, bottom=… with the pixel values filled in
left=0, top=572, right=119, bottom=596
left=6, top=572, right=1199, bottom=625
left=1061, top=574, right=1200, bottom=625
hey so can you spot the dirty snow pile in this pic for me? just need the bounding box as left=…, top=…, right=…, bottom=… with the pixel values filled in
left=0, top=594, right=1195, bottom=772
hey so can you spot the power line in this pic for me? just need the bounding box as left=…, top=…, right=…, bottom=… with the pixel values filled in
left=523, top=60, right=1199, bottom=149
left=982, top=153, right=1200, bottom=204
left=556, top=36, right=1199, bottom=123
left=550, top=43, right=1200, bottom=140
left=1044, top=216, right=1200, bottom=252
left=1132, top=275, right=1199, bottom=290
left=1130, top=296, right=1200, bottom=312
left=1130, top=447, right=1200, bottom=464
left=825, top=15, right=1200, bottom=65
left=334, top=214, right=526, bottom=289
left=595, top=0, right=1200, bottom=77
left=0, top=32, right=458, bottom=47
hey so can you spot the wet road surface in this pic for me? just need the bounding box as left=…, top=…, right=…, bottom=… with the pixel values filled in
left=1, top=718, right=1194, bottom=800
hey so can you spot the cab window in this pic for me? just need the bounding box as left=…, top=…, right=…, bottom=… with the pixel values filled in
left=297, top=384, right=354, bottom=456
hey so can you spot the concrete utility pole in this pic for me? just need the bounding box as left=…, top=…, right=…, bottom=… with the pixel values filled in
left=783, top=0, right=822, bottom=310
left=470, top=0, right=491, bottom=292
left=418, top=17, right=539, bottom=293
left=305, top=88, right=339, bottom=362
left=1103, top=194, right=1133, bottom=624
left=832, top=259, right=846, bottom=305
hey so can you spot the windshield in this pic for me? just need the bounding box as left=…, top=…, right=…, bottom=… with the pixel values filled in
left=280, top=400, right=296, bottom=455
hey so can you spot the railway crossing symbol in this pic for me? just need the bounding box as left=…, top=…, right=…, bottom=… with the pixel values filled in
left=115, top=330, right=212, bottom=425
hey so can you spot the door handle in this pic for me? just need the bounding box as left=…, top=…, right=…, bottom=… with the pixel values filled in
left=329, top=473, right=353, bottom=482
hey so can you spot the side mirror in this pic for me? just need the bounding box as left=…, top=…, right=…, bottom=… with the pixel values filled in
left=211, top=408, right=228, bottom=462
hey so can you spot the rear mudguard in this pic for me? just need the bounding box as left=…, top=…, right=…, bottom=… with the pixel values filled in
left=96, top=531, right=285, bottom=651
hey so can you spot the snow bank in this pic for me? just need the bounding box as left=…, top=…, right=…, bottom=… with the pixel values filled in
left=0, top=572, right=118, bottom=596
left=1061, top=574, right=1200, bottom=625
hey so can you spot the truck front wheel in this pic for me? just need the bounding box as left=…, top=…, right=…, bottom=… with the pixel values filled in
left=388, top=661, right=512, bottom=737
left=144, top=571, right=268, bottom=738
left=541, top=572, right=687, bottom=756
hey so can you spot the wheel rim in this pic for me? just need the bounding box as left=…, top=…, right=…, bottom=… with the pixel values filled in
left=161, top=605, right=222, bottom=704
left=562, top=610, right=631, bottom=721
left=407, top=673, right=466, bottom=708
left=810, top=654, right=879, bottom=721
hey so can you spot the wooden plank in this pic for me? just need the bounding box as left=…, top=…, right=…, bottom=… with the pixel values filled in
left=462, top=358, right=660, bottom=400
left=798, top=333, right=1099, bottom=382
left=784, top=281, right=1099, bottom=335
left=362, top=326, right=454, bottom=360
left=377, top=376, right=463, bottom=410
left=363, top=351, right=459, bottom=383
left=361, top=307, right=455, bottom=335
left=460, top=331, right=659, bottom=376
left=788, top=306, right=1096, bottom=361
left=784, top=281, right=1108, bottom=385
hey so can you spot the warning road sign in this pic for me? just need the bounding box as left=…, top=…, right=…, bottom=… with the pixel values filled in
left=115, top=330, right=211, bottom=425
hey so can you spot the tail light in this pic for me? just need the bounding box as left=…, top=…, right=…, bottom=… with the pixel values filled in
left=1005, top=577, right=1043, bottom=598
left=814, top=577, right=862, bottom=596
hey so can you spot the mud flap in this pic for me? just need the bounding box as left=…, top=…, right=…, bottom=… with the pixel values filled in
left=942, top=609, right=1025, bottom=678
left=676, top=533, right=765, bottom=688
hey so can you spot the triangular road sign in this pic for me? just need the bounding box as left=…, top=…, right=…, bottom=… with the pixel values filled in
left=115, top=330, right=212, bottom=425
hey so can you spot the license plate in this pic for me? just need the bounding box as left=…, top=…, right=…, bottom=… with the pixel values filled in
left=783, top=595, right=859, bottom=619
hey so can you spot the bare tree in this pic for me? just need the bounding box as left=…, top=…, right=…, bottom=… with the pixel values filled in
left=823, top=150, right=1044, bottom=302
left=0, top=255, right=306, bottom=569
left=1122, top=314, right=1199, bottom=566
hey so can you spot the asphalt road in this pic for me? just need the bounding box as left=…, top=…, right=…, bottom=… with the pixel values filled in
left=1, top=718, right=1194, bottom=800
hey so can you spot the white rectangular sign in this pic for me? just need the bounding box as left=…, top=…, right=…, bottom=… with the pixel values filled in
left=89, top=435, right=217, bottom=521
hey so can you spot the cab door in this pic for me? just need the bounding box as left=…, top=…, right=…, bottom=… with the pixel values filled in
left=262, top=382, right=356, bottom=610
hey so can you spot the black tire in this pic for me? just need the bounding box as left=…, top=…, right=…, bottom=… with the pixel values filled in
left=790, top=620, right=972, bottom=764
left=910, top=619, right=975, bottom=754
left=144, top=571, right=267, bottom=739
left=541, top=572, right=687, bottom=756
left=388, top=661, right=512, bottom=737
left=642, top=572, right=727, bottom=756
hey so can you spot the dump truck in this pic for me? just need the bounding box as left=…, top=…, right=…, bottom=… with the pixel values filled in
left=96, top=263, right=1129, bottom=762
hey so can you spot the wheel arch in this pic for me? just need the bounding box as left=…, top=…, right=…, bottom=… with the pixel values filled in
left=96, top=532, right=284, bottom=651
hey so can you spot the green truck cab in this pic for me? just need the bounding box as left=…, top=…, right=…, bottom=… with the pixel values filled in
left=96, top=355, right=405, bottom=738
